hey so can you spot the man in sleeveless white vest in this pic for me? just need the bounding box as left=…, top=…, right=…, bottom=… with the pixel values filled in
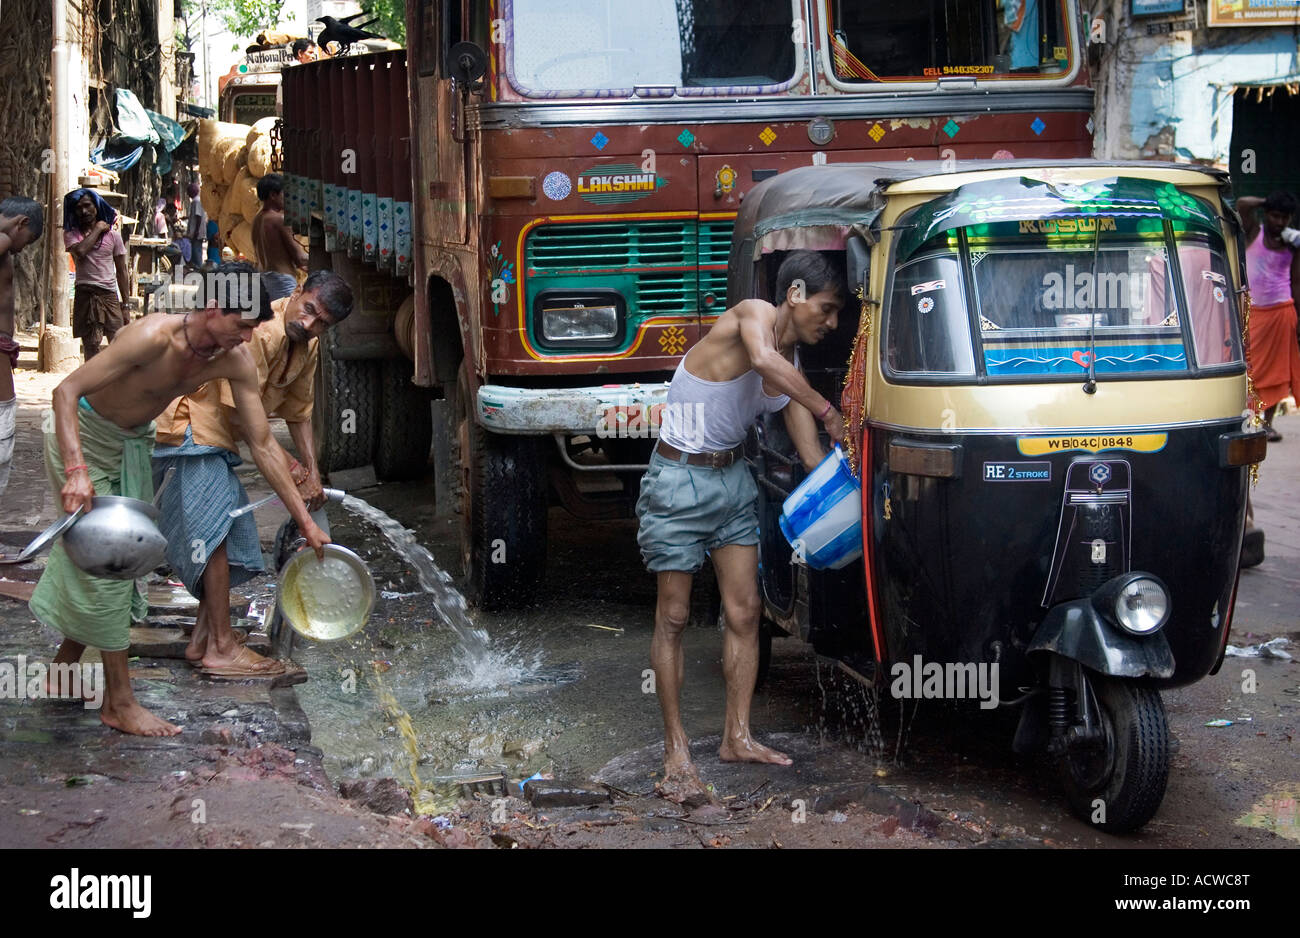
left=636, top=250, right=846, bottom=804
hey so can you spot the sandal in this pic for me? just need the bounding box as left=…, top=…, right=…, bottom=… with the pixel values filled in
left=185, top=626, right=249, bottom=667
left=199, top=645, right=286, bottom=679
left=1266, top=426, right=1282, bottom=442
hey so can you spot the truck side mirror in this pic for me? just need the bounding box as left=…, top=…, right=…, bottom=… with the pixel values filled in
left=445, top=41, right=487, bottom=85
left=846, top=236, right=870, bottom=294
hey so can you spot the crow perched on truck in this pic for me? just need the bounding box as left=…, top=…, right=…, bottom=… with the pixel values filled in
left=316, top=13, right=385, bottom=54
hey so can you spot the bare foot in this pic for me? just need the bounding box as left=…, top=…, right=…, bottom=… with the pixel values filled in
left=719, top=736, right=792, bottom=766
left=100, top=701, right=181, bottom=737
left=656, top=756, right=717, bottom=807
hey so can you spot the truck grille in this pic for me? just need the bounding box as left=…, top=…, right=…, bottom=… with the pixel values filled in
left=698, top=219, right=732, bottom=307
left=528, top=221, right=690, bottom=270
left=526, top=219, right=733, bottom=319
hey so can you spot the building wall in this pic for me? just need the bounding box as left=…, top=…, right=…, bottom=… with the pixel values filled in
left=0, top=0, right=169, bottom=332
left=1095, top=0, right=1300, bottom=173
left=0, top=0, right=56, bottom=331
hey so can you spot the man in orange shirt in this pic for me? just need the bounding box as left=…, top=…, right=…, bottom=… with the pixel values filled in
left=153, top=270, right=353, bottom=676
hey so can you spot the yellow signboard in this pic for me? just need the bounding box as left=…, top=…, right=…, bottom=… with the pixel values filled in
left=1209, top=0, right=1300, bottom=27
left=1017, top=433, right=1169, bottom=455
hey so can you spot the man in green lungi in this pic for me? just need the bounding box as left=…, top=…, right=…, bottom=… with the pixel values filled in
left=29, top=262, right=329, bottom=736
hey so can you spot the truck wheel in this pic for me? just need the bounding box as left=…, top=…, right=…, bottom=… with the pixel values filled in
left=455, top=364, right=548, bottom=609
left=1058, top=674, right=1169, bottom=833
left=374, top=357, right=433, bottom=481
left=313, top=333, right=380, bottom=473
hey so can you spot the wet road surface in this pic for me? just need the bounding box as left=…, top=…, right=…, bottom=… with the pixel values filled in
left=0, top=365, right=1295, bottom=847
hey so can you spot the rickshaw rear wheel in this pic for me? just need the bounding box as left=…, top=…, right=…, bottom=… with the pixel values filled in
left=1058, top=674, right=1169, bottom=834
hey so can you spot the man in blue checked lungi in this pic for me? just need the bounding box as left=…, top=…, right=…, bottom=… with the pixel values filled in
left=153, top=270, right=353, bottom=678
left=635, top=251, right=846, bottom=805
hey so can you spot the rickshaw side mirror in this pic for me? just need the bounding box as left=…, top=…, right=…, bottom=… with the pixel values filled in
left=846, top=236, right=870, bottom=293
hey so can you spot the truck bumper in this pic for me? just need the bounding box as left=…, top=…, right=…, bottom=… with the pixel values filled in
left=477, top=382, right=672, bottom=436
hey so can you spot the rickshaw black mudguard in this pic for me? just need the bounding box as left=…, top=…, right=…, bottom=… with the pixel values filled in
left=865, top=417, right=1248, bottom=690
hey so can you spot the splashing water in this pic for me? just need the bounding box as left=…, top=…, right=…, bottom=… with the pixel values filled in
left=337, top=494, right=537, bottom=687
left=288, top=493, right=556, bottom=803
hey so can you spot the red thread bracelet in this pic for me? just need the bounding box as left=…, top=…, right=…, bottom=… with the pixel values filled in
left=65, top=464, right=88, bottom=475
left=818, top=401, right=833, bottom=421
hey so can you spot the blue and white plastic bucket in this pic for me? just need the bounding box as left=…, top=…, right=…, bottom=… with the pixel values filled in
left=778, top=445, right=863, bottom=571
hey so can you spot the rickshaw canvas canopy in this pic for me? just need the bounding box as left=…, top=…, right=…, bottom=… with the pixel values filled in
left=727, top=161, right=1232, bottom=301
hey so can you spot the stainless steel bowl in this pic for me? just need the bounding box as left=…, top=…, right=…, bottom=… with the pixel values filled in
left=276, top=543, right=375, bottom=641
left=62, top=496, right=168, bottom=580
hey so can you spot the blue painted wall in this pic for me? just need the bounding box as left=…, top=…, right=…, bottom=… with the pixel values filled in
left=1126, top=29, right=1299, bottom=162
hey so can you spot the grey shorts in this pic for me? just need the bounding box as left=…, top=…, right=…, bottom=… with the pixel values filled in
left=635, top=450, right=759, bottom=573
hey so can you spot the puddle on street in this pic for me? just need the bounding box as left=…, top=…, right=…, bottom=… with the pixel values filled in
left=289, top=494, right=571, bottom=804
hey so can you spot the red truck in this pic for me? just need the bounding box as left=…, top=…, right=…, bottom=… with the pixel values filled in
left=280, top=0, right=1096, bottom=608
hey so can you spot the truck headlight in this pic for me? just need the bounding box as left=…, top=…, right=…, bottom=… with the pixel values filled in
left=533, top=290, right=624, bottom=349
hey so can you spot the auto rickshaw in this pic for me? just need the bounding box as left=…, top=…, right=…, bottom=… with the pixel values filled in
left=736, top=160, right=1266, bottom=833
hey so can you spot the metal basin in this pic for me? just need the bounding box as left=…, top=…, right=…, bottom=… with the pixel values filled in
left=276, top=543, right=375, bottom=641
left=62, top=496, right=168, bottom=580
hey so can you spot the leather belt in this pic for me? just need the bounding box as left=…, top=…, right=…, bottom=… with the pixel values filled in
left=655, top=440, right=744, bottom=469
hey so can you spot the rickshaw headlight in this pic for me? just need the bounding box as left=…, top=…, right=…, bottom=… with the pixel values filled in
left=1114, top=577, right=1169, bottom=635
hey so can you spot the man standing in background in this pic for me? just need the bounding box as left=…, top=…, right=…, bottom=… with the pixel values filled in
left=252, top=174, right=308, bottom=300
left=1238, top=191, right=1300, bottom=440
left=185, top=181, right=206, bottom=270
left=0, top=196, right=45, bottom=499
left=64, top=188, right=129, bottom=361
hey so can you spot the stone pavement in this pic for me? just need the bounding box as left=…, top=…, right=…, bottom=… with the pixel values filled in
left=0, top=343, right=448, bottom=847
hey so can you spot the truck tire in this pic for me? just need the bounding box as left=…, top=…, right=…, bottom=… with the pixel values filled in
left=374, top=357, right=433, bottom=481
left=455, top=363, right=547, bottom=609
left=313, top=332, right=380, bottom=473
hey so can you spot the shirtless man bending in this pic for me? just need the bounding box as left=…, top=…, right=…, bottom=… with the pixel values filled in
left=29, top=262, right=329, bottom=736
left=251, top=174, right=307, bottom=301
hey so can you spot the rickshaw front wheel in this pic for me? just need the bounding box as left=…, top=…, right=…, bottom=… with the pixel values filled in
left=1058, top=674, right=1170, bottom=834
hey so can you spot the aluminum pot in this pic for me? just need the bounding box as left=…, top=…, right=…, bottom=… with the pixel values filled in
left=62, top=496, right=168, bottom=580
left=276, top=543, right=375, bottom=641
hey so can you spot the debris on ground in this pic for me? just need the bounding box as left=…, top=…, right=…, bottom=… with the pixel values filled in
left=1224, top=637, right=1293, bottom=660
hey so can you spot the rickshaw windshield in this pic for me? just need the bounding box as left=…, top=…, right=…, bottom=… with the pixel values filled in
left=885, top=176, right=1243, bottom=383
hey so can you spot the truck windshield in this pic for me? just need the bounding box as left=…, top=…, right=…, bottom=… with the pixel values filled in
left=825, top=0, right=1073, bottom=83
left=228, top=92, right=277, bottom=125
left=886, top=226, right=1244, bottom=382
left=509, top=0, right=797, bottom=94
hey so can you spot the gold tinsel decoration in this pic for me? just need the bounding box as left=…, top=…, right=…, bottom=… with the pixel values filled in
left=1239, top=287, right=1264, bottom=487
left=840, top=285, right=873, bottom=476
